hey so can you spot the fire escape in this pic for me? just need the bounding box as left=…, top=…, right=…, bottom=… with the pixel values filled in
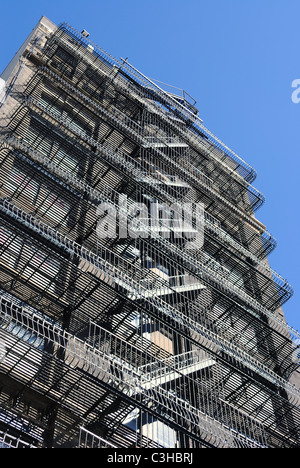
left=0, top=19, right=299, bottom=448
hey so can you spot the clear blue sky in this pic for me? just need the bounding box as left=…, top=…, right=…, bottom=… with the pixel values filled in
left=0, top=0, right=299, bottom=332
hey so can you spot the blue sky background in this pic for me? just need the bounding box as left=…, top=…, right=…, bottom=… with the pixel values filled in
left=0, top=0, right=299, bottom=332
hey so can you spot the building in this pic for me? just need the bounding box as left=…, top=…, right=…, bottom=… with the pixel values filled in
left=0, top=16, right=299, bottom=448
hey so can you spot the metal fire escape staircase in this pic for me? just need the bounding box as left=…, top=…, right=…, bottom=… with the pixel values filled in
left=0, top=293, right=270, bottom=448
left=0, top=198, right=299, bottom=409
left=0, top=20, right=298, bottom=448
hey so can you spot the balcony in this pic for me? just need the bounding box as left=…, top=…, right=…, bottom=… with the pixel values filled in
left=0, top=295, right=267, bottom=448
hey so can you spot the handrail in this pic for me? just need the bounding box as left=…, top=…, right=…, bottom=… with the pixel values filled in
left=0, top=198, right=299, bottom=399
left=0, top=431, right=37, bottom=448
left=0, top=21, right=297, bottom=449
left=0, top=135, right=293, bottom=315
left=55, top=23, right=258, bottom=185
left=37, top=35, right=264, bottom=212
left=22, top=94, right=267, bottom=234
left=139, top=350, right=210, bottom=381
left=78, top=427, right=117, bottom=448
left=0, top=294, right=268, bottom=448
left=119, top=56, right=257, bottom=183
left=0, top=135, right=293, bottom=313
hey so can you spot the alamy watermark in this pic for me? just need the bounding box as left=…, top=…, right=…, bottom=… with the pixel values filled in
left=291, top=79, right=300, bottom=103
left=95, top=195, right=204, bottom=250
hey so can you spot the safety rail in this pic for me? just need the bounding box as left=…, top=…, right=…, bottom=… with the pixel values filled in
left=0, top=137, right=292, bottom=325
left=0, top=179, right=286, bottom=332
left=21, top=94, right=267, bottom=235
left=0, top=431, right=37, bottom=448
left=0, top=19, right=298, bottom=450
left=2, top=109, right=272, bottom=270
left=118, top=58, right=258, bottom=184
left=0, top=198, right=299, bottom=400
left=35, top=66, right=144, bottom=137
left=21, top=95, right=216, bottom=196
left=34, top=66, right=260, bottom=211
left=142, top=131, right=264, bottom=213
left=78, top=427, right=117, bottom=448
left=53, top=23, right=258, bottom=185
left=33, top=42, right=264, bottom=215
left=21, top=96, right=165, bottom=190
left=139, top=350, right=213, bottom=382
left=0, top=294, right=268, bottom=448
left=4, top=126, right=282, bottom=308
left=22, top=66, right=198, bottom=192
left=0, top=178, right=290, bottom=334
left=0, top=135, right=239, bottom=258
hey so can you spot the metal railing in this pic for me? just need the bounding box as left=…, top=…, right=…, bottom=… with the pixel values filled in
left=0, top=135, right=284, bottom=313
left=139, top=350, right=213, bottom=382
left=17, top=94, right=269, bottom=241
left=0, top=21, right=297, bottom=449
left=33, top=44, right=264, bottom=216
left=78, top=427, right=117, bottom=448
left=53, top=23, right=258, bottom=185
left=1, top=134, right=278, bottom=294
left=0, top=199, right=299, bottom=401
left=0, top=295, right=268, bottom=448
left=0, top=431, right=37, bottom=448
left=0, top=128, right=292, bottom=316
